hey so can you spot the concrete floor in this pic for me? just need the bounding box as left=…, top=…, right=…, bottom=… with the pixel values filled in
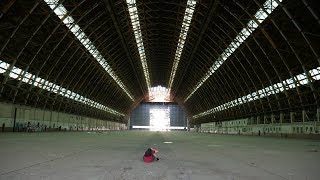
left=0, top=131, right=319, bottom=180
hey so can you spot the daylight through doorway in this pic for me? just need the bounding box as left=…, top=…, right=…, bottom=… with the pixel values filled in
left=149, top=108, right=170, bottom=131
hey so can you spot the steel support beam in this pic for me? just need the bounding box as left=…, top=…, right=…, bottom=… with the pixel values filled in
left=302, top=110, right=306, bottom=123
left=104, top=0, right=144, bottom=96
left=173, top=0, right=219, bottom=98
left=0, top=0, right=16, bottom=18
left=290, top=112, right=294, bottom=124
left=271, top=114, right=275, bottom=124
left=280, top=113, right=283, bottom=124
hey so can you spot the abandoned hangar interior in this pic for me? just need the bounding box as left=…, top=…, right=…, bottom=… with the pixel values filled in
left=0, top=0, right=319, bottom=134
left=1, top=0, right=320, bottom=179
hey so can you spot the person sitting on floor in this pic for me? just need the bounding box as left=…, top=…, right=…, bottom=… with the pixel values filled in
left=143, top=148, right=159, bottom=163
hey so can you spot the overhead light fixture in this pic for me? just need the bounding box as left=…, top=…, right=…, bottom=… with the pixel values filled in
left=193, top=67, right=320, bottom=119
left=0, top=59, right=125, bottom=116
left=168, top=0, right=197, bottom=90
left=185, top=0, right=283, bottom=102
left=126, top=0, right=151, bottom=92
left=43, top=0, right=134, bottom=101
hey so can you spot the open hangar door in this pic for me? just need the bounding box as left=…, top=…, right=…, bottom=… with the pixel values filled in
left=130, top=102, right=187, bottom=131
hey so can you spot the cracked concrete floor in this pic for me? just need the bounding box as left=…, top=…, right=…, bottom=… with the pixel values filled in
left=0, top=131, right=319, bottom=180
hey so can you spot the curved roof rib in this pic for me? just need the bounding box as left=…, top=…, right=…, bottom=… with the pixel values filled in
left=184, top=0, right=283, bottom=102
left=44, top=0, right=134, bottom=101
left=168, top=0, right=196, bottom=91
left=194, top=67, right=320, bottom=119
left=126, top=0, right=151, bottom=91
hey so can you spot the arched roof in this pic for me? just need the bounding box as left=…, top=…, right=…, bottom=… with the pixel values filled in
left=0, top=0, right=319, bottom=124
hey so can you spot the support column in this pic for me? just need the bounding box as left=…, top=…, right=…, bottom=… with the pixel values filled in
left=271, top=114, right=275, bottom=124
left=127, top=117, right=131, bottom=130
left=290, top=112, right=294, bottom=123
left=49, top=111, right=53, bottom=129
left=187, top=118, right=190, bottom=131
left=302, top=110, right=306, bottom=123
left=302, top=110, right=307, bottom=134
left=57, top=112, right=60, bottom=130
left=13, top=107, right=17, bottom=132
left=2, top=123, right=5, bottom=132
left=280, top=113, right=284, bottom=124
left=257, top=116, right=260, bottom=124
left=264, top=115, right=267, bottom=124
left=317, top=108, right=320, bottom=123
left=80, top=117, right=82, bottom=131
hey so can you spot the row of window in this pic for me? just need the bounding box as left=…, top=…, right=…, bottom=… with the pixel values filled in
left=201, top=125, right=320, bottom=134
left=126, top=0, right=151, bottom=89
left=264, top=127, right=281, bottom=132
left=168, top=0, right=196, bottom=89
left=292, top=126, right=319, bottom=133
left=44, top=0, right=133, bottom=100
left=0, top=60, right=124, bottom=116
left=185, top=0, right=283, bottom=102
left=225, top=120, right=247, bottom=125
left=194, top=66, right=320, bottom=119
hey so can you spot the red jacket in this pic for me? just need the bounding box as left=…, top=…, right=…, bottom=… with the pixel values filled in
left=143, top=150, right=155, bottom=163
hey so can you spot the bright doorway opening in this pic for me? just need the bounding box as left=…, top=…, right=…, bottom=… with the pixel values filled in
left=149, top=108, right=170, bottom=131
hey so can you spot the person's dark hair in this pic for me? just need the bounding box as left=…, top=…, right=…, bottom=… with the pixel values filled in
left=144, top=148, right=152, bottom=157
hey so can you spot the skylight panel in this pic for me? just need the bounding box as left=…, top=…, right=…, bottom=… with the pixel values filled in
left=168, top=0, right=197, bottom=90
left=148, top=85, right=171, bottom=102
left=43, top=0, right=134, bottom=101
left=126, top=0, right=151, bottom=90
left=0, top=59, right=124, bottom=116
left=185, top=0, right=283, bottom=102
left=193, top=67, right=319, bottom=119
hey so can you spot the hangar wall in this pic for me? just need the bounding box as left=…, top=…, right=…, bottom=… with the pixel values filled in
left=130, top=102, right=187, bottom=129
left=200, top=111, right=320, bottom=138
left=0, top=102, right=126, bottom=132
